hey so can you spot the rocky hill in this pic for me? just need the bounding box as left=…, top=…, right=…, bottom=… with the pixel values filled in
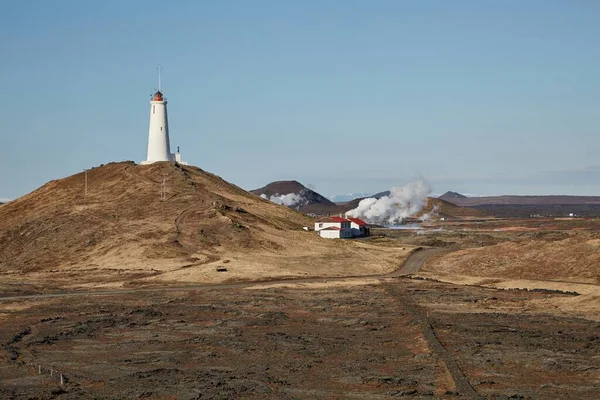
left=0, top=162, right=409, bottom=291
left=250, top=180, right=336, bottom=207
left=438, top=191, right=467, bottom=202
left=418, top=197, right=487, bottom=219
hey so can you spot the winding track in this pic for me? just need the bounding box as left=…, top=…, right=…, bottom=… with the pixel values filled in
left=0, top=247, right=447, bottom=302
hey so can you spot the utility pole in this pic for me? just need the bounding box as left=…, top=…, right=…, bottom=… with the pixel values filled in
left=161, top=173, right=167, bottom=201
left=83, top=169, right=90, bottom=196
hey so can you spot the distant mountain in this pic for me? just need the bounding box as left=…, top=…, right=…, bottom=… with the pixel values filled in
left=371, top=190, right=390, bottom=199
left=447, top=195, right=600, bottom=207
left=339, top=190, right=391, bottom=210
left=250, top=180, right=336, bottom=207
left=252, top=183, right=489, bottom=219
left=438, top=194, right=600, bottom=217
left=331, top=193, right=372, bottom=202
left=438, top=191, right=467, bottom=202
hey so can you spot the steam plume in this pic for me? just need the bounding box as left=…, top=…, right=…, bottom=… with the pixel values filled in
left=420, top=204, right=440, bottom=222
left=345, top=180, right=431, bottom=224
left=261, top=192, right=305, bottom=207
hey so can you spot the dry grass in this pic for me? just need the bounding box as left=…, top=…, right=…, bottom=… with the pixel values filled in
left=422, top=236, right=600, bottom=285
left=418, top=233, right=600, bottom=320
left=0, top=162, right=411, bottom=290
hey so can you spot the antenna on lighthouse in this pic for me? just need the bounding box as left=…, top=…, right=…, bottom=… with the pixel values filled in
left=157, top=64, right=163, bottom=92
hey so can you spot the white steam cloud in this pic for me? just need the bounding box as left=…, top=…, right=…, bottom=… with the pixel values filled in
left=261, top=192, right=305, bottom=207
left=420, top=204, right=440, bottom=222
left=345, top=180, right=431, bottom=224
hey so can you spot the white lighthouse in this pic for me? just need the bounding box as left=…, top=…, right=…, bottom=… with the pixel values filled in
left=142, top=66, right=186, bottom=165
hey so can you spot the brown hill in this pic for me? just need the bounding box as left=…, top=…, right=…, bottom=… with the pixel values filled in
left=416, top=197, right=487, bottom=219
left=0, top=162, right=410, bottom=291
left=419, top=235, right=600, bottom=321
left=438, top=191, right=467, bottom=202
left=250, top=180, right=335, bottom=207
left=424, top=237, right=600, bottom=285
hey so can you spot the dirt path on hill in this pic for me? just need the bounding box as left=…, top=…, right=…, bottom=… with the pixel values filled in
left=123, top=165, right=159, bottom=185
left=391, top=247, right=454, bottom=276
left=0, top=248, right=444, bottom=301
left=384, top=284, right=483, bottom=399
left=173, top=206, right=220, bottom=267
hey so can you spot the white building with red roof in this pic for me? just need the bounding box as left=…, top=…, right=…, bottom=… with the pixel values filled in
left=314, top=216, right=370, bottom=239
left=314, top=217, right=352, bottom=239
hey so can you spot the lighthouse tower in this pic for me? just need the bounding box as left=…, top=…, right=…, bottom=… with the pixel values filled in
left=142, top=66, right=185, bottom=165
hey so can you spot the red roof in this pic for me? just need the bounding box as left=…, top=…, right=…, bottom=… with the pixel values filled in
left=153, top=91, right=164, bottom=101
left=329, top=216, right=349, bottom=222
left=347, top=217, right=368, bottom=226
left=316, top=216, right=349, bottom=223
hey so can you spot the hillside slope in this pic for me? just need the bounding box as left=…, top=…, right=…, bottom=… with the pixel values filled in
left=418, top=235, right=600, bottom=320
left=423, top=237, right=600, bottom=285
left=0, top=162, right=410, bottom=291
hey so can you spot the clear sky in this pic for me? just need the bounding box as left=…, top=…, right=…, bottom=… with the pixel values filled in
left=1, top=0, right=599, bottom=200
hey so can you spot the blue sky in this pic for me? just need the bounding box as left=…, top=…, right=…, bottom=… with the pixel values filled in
left=1, top=0, right=599, bottom=200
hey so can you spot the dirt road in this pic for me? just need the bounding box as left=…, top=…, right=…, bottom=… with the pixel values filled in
left=0, top=247, right=444, bottom=301
left=392, top=247, right=452, bottom=276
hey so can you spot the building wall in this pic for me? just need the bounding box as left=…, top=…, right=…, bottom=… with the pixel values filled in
left=145, top=100, right=171, bottom=163
left=315, top=222, right=339, bottom=231
left=350, top=222, right=368, bottom=237
left=319, top=229, right=341, bottom=239
left=315, top=221, right=353, bottom=239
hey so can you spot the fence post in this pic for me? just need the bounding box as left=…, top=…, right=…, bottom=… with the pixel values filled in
left=60, top=374, right=64, bottom=386
left=38, top=365, right=41, bottom=375
left=50, top=369, right=53, bottom=377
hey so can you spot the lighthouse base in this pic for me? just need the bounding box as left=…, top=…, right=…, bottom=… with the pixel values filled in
left=142, top=151, right=187, bottom=165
